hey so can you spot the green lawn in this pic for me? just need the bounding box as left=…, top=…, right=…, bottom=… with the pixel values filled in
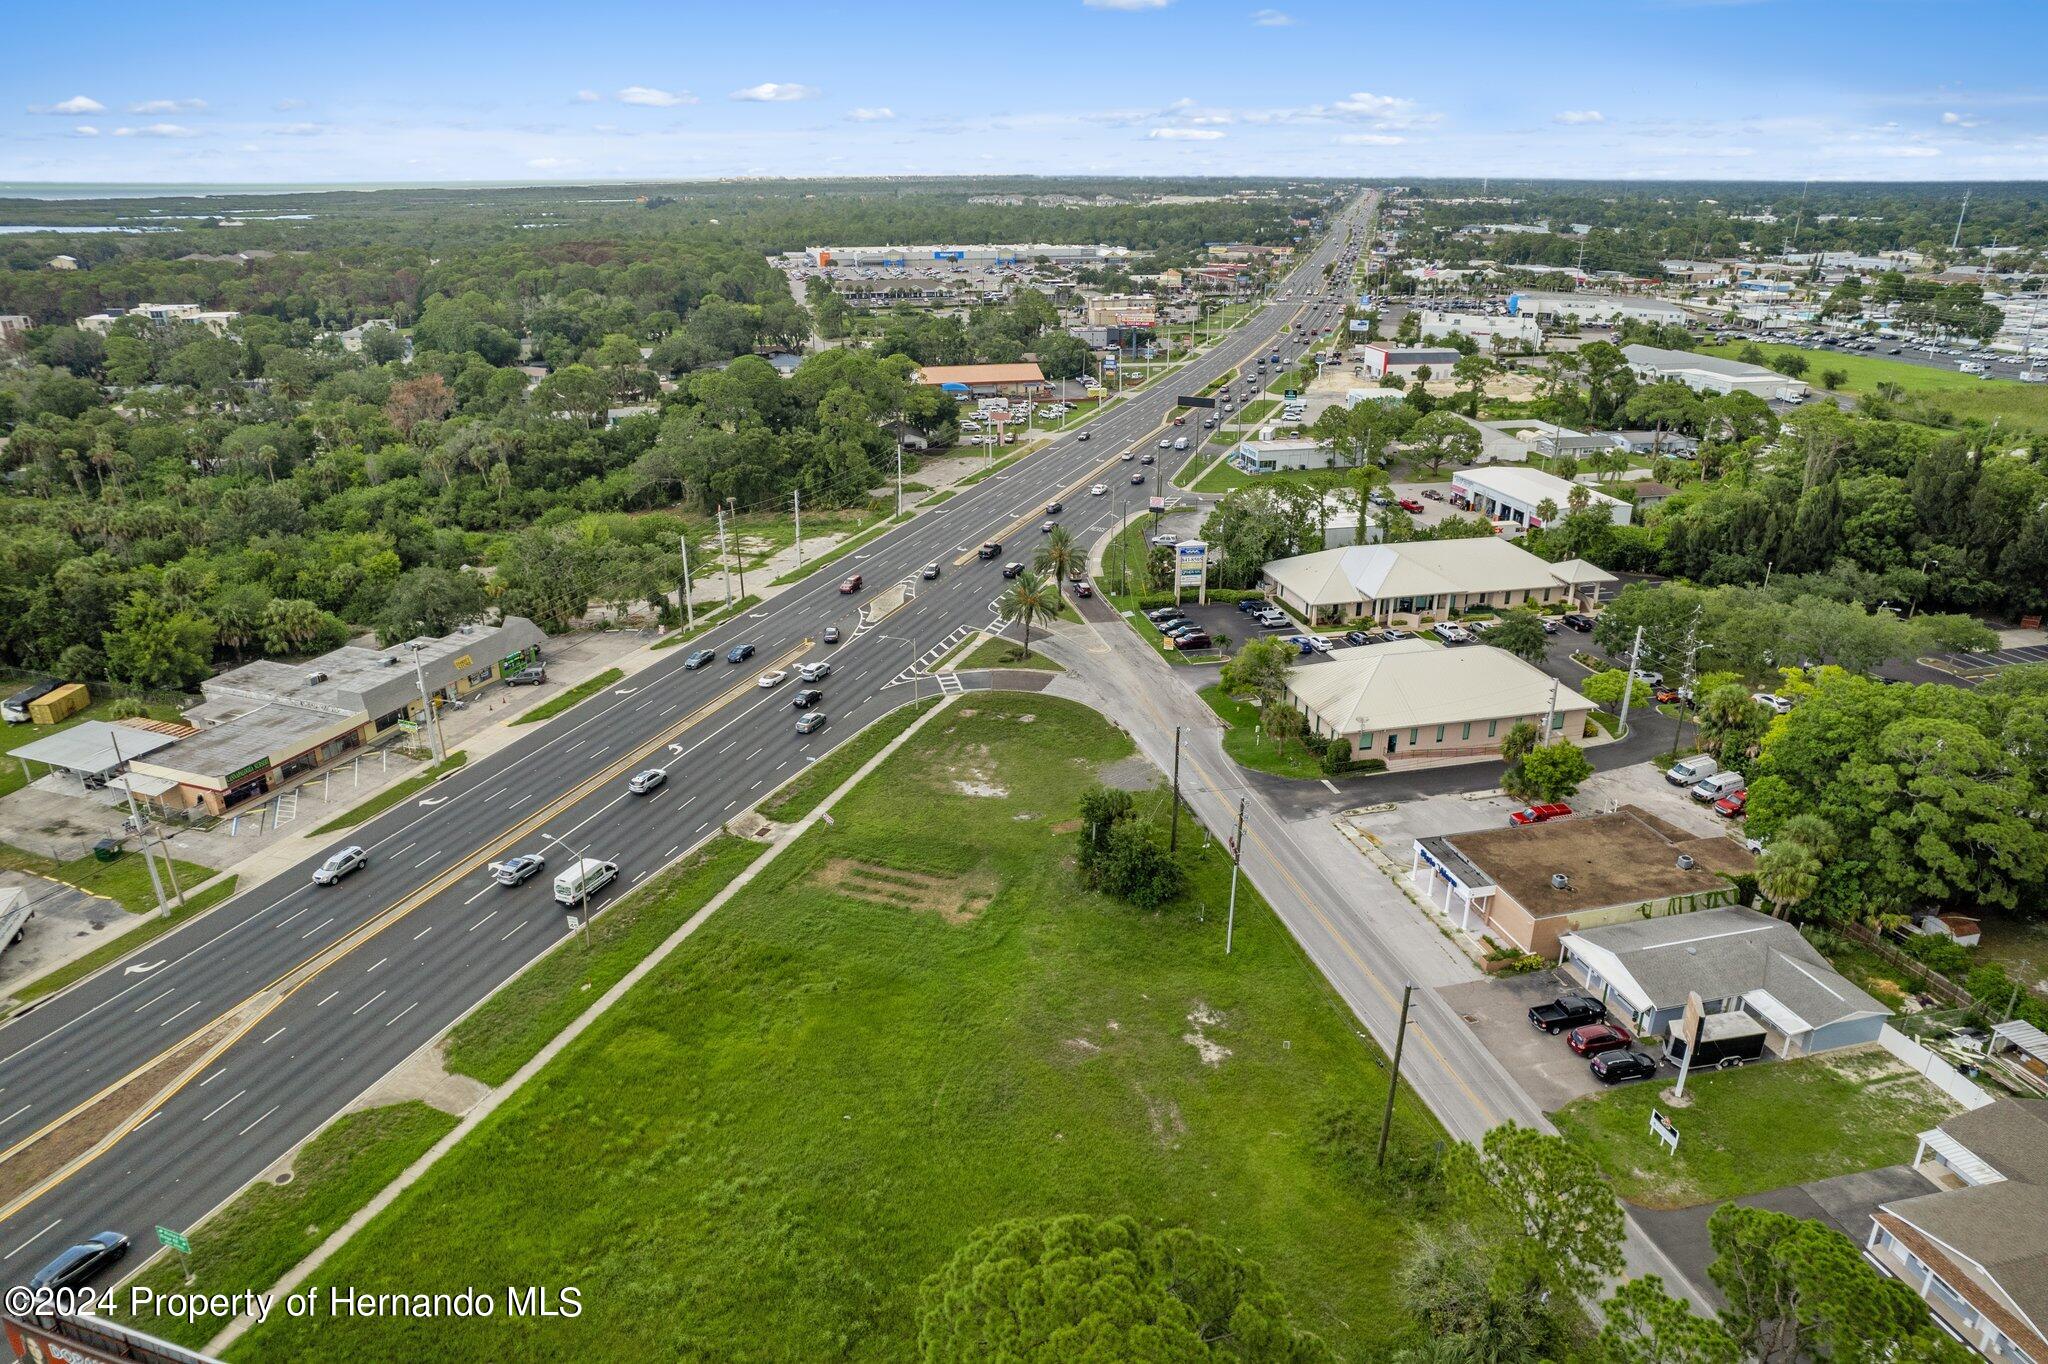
left=0, top=841, right=218, bottom=916
left=956, top=638, right=1063, bottom=671
left=758, top=698, right=940, bottom=823
left=9, top=875, right=238, bottom=1004
left=308, top=751, right=468, bottom=835
left=1699, top=341, right=2048, bottom=433
left=443, top=835, right=771, bottom=1086
left=770, top=513, right=909, bottom=585
left=0, top=695, right=192, bottom=800
left=1188, top=458, right=1252, bottom=493
left=231, top=695, right=1448, bottom=1363
left=1551, top=1049, right=1957, bottom=1209
left=113, top=1102, right=457, bottom=1348
left=650, top=595, right=761, bottom=649
left=510, top=668, right=624, bottom=725
left=1199, top=685, right=1326, bottom=780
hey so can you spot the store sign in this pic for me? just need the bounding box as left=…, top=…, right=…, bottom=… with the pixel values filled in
left=1650, top=1109, right=1680, bottom=1154
left=452, top=653, right=473, bottom=671
left=1175, top=541, right=1208, bottom=588
left=223, top=759, right=271, bottom=784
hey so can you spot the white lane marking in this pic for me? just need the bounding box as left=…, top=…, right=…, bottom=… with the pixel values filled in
left=199, top=1088, right=246, bottom=1122
left=567, top=740, right=586, bottom=754
left=413, top=924, right=433, bottom=941
left=300, top=916, right=335, bottom=941
left=660, top=704, right=678, bottom=717
left=393, top=842, right=415, bottom=858
left=366, top=957, right=387, bottom=974
left=468, top=910, right=498, bottom=934
left=260, top=1026, right=287, bottom=1045
left=463, top=883, right=495, bottom=905
left=196, top=1068, right=225, bottom=1088
left=350, top=989, right=386, bottom=1017
left=695, top=821, right=708, bottom=833
left=132, top=987, right=175, bottom=1015
left=0, top=1102, right=31, bottom=1128
left=591, top=746, right=609, bottom=759
left=485, top=788, right=505, bottom=801
left=237, top=1104, right=280, bottom=1137
left=386, top=1001, right=419, bottom=1028
left=508, top=793, right=534, bottom=810
left=746, top=748, right=763, bottom=762
left=501, top=923, right=524, bottom=941
left=723, top=800, right=736, bottom=811
left=316, top=989, right=340, bottom=1007
left=679, top=795, right=696, bottom=809
left=414, top=850, right=440, bottom=868
left=665, top=845, right=680, bottom=858
left=157, top=999, right=204, bottom=1029
left=5, top=1219, right=63, bottom=1263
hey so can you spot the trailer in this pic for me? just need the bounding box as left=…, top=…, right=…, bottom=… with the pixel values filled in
left=1665, top=1011, right=1768, bottom=1069
left=0, top=888, right=32, bottom=965
left=27, top=682, right=89, bottom=726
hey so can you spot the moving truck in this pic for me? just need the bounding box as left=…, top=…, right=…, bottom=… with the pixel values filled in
left=553, top=857, right=619, bottom=907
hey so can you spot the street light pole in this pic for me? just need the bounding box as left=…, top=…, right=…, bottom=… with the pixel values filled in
left=679, top=533, right=695, bottom=630
left=107, top=725, right=169, bottom=919
left=1169, top=726, right=1183, bottom=853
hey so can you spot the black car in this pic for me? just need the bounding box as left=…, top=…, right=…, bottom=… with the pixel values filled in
left=1045, top=500, right=1064, bottom=515
left=1590, top=1050, right=1661, bottom=1085
left=683, top=649, right=716, bottom=670
left=1237, top=599, right=1264, bottom=614
left=726, top=643, right=756, bottom=664
left=1130, top=472, right=1145, bottom=484
left=1562, top=612, right=1595, bottom=632
left=791, top=689, right=824, bottom=710
left=28, top=1232, right=128, bottom=1291
left=1528, top=994, right=1605, bottom=1035
left=1344, top=630, right=1375, bottom=645
left=978, top=541, right=1002, bottom=560
left=1001, top=562, right=1025, bottom=579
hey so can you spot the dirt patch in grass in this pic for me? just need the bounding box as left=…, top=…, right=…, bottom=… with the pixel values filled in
left=817, top=858, right=993, bottom=924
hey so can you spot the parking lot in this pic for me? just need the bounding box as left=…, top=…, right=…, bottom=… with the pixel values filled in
left=1437, top=969, right=1624, bottom=1112
left=1921, top=642, right=2048, bottom=677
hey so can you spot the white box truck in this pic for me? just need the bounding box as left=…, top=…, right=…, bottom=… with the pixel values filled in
left=553, top=858, right=619, bottom=907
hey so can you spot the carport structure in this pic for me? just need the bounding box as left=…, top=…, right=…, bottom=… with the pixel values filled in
left=6, top=721, right=181, bottom=792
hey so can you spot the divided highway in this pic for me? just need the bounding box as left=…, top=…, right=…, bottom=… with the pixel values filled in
left=0, top=192, right=1377, bottom=1284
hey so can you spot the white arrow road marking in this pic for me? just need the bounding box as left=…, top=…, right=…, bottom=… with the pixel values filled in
left=612, top=687, right=638, bottom=696
left=416, top=796, right=449, bottom=807
left=122, top=960, right=167, bottom=976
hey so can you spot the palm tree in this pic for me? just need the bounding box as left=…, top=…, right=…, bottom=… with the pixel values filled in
left=1757, top=841, right=1822, bottom=920
left=1034, top=526, right=1079, bottom=606
left=999, top=569, right=1057, bottom=662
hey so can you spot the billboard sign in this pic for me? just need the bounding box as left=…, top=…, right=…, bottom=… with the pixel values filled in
left=1175, top=541, right=1208, bottom=587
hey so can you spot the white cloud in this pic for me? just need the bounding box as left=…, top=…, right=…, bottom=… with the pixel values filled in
left=72, top=125, right=100, bottom=137
left=275, top=122, right=322, bottom=136
left=1554, top=109, right=1604, bottom=125
left=616, top=85, right=697, bottom=107
left=847, top=107, right=896, bottom=122
left=527, top=156, right=577, bottom=169
left=1149, top=127, right=1224, bottom=140
left=275, top=98, right=307, bottom=111
left=1083, top=0, right=1170, bottom=9
left=129, top=98, right=207, bottom=114
left=1332, top=91, right=1413, bottom=120
left=1940, top=111, right=1982, bottom=128
left=113, top=123, right=196, bottom=138
left=731, top=83, right=819, bottom=102
left=32, top=95, right=106, bottom=115
left=1251, top=8, right=1295, bottom=23
left=575, top=89, right=602, bottom=103
left=1337, top=133, right=1404, bottom=145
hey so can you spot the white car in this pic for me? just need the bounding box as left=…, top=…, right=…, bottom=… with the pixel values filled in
left=799, top=661, right=832, bottom=683
left=628, top=768, right=667, bottom=795
left=757, top=670, right=789, bottom=689
left=1090, top=483, right=1110, bottom=496
left=1752, top=692, right=1795, bottom=715
left=313, top=845, right=367, bottom=886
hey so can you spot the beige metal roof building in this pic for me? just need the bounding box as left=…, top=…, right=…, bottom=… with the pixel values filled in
left=1261, top=539, right=1612, bottom=625
left=1283, top=640, right=1593, bottom=767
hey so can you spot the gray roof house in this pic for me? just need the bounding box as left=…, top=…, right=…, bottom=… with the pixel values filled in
left=1558, top=906, right=1890, bottom=1059
left=1870, top=1101, right=2048, bottom=1362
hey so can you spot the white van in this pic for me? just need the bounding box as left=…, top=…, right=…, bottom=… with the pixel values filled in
left=553, top=857, right=619, bottom=906
left=1690, top=771, right=1745, bottom=804
left=1173, top=436, right=1188, bottom=451
left=1666, top=755, right=1718, bottom=787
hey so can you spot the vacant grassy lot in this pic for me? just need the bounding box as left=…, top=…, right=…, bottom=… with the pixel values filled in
left=1552, top=1049, right=1956, bottom=1209
left=0, top=841, right=216, bottom=916
left=1699, top=342, right=2048, bottom=433
left=234, top=696, right=1446, bottom=1363
left=511, top=668, right=623, bottom=725
left=1200, top=684, right=1324, bottom=780
left=116, top=1102, right=456, bottom=1348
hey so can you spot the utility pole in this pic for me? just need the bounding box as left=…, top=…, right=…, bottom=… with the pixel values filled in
left=714, top=503, right=734, bottom=608
left=107, top=726, right=169, bottom=919
left=1119, top=500, right=1131, bottom=595
left=1616, top=625, right=1645, bottom=738
left=405, top=643, right=446, bottom=762
left=1544, top=676, right=1560, bottom=742
left=894, top=436, right=904, bottom=518
left=1376, top=983, right=1416, bottom=1171
left=729, top=499, right=747, bottom=600
left=1670, top=609, right=1701, bottom=758
left=792, top=489, right=803, bottom=572
left=1951, top=189, right=1971, bottom=254
left=678, top=533, right=695, bottom=630
left=1169, top=726, right=1183, bottom=853
left=1225, top=798, right=1245, bottom=955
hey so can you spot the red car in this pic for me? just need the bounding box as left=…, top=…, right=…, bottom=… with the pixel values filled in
left=1715, top=789, right=1748, bottom=818
left=1567, top=1023, right=1634, bottom=1057
left=839, top=574, right=863, bottom=594
left=1398, top=497, right=1425, bottom=513
left=1072, top=581, right=1094, bottom=599
left=1510, top=802, right=1573, bottom=826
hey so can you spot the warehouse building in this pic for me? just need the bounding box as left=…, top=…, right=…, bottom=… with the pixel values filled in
left=1621, top=344, right=1811, bottom=401
left=1232, top=436, right=1335, bottom=475
left=1506, top=291, right=1691, bottom=327
left=1261, top=538, right=1612, bottom=625
left=1451, top=465, right=1632, bottom=529
left=914, top=362, right=1050, bottom=399
left=802, top=243, right=1130, bottom=268
left=1415, top=806, right=1754, bottom=958
left=1356, top=344, right=1463, bottom=381
left=1416, top=310, right=1543, bottom=353
left=130, top=618, right=544, bottom=815
left=1289, top=640, right=1592, bottom=768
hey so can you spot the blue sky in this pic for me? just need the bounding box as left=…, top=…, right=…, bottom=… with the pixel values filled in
left=6, top=0, right=2047, bottom=184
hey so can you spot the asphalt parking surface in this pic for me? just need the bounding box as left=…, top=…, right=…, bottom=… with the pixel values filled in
left=1437, top=969, right=1623, bottom=1113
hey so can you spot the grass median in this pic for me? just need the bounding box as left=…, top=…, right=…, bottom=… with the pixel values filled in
left=955, top=637, right=1062, bottom=672
left=308, top=751, right=468, bottom=835
left=649, top=596, right=760, bottom=650
left=114, top=1101, right=457, bottom=1349
left=231, top=694, right=1448, bottom=1363
left=510, top=669, right=623, bottom=726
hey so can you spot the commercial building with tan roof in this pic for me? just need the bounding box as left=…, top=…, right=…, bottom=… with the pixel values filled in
left=913, top=362, right=1049, bottom=398
left=1260, top=538, right=1613, bottom=626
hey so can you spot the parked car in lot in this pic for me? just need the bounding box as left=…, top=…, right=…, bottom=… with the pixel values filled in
left=799, top=661, right=832, bottom=682
left=1714, top=788, right=1748, bottom=818
left=628, top=767, right=667, bottom=794
left=1528, top=994, right=1605, bottom=1035
left=1509, top=802, right=1573, bottom=826
left=1344, top=630, right=1375, bottom=645
left=1562, top=612, right=1595, bottom=632
left=791, top=689, right=823, bottom=710
left=1589, top=1050, right=1661, bottom=1084
left=795, top=712, right=826, bottom=735
left=1398, top=497, right=1425, bottom=513
left=1566, top=1022, right=1633, bottom=1057
left=1752, top=692, right=1794, bottom=714
left=1167, top=631, right=1212, bottom=651
left=1667, top=755, right=1718, bottom=786
left=839, top=573, right=863, bottom=594
left=27, top=1232, right=128, bottom=1291
left=313, top=845, right=367, bottom=886
left=489, top=852, right=546, bottom=886
left=505, top=666, right=547, bottom=686
left=1653, top=685, right=1683, bottom=704
left=684, top=649, right=716, bottom=670
left=1691, top=770, right=1746, bottom=804
left=1379, top=627, right=1411, bottom=641
left=727, top=643, right=756, bottom=664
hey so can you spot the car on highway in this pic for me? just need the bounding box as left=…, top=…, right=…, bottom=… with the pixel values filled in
left=757, top=670, right=789, bottom=689
left=1002, top=562, right=1025, bottom=579
left=1121, top=451, right=1135, bottom=461
left=727, top=643, right=756, bottom=664
left=1076, top=430, right=1091, bottom=442
left=1041, top=520, right=1056, bottom=533
left=1090, top=483, right=1109, bottom=496
left=1173, top=415, right=1185, bottom=426
left=27, top=1231, right=128, bottom=1292
left=1567, top=1022, right=1634, bottom=1057
left=1130, top=472, right=1145, bottom=484
left=795, top=712, right=826, bottom=735
left=684, top=649, right=716, bottom=670
left=1589, top=1050, right=1661, bottom=1085
left=1046, top=500, right=1063, bottom=514
left=1510, top=802, right=1572, bottom=826
left=489, top=852, right=547, bottom=886
left=922, top=562, right=940, bottom=580
left=1157, top=437, right=1171, bottom=448
left=312, top=845, right=368, bottom=886
left=821, top=626, right=840, bottom=644
left=791, top=688, right=823, bottom=710
left=978, top=541, right=1002, bottom=560
left=799, top=661, right=832, bottom=682
left=628, top=767, right=667, bottom=795
left=839, top=573, right=863, bottom=594
left=1528, top=994, right=1605, bottom=1035
left=1140, top=452, right=1155, bottom=464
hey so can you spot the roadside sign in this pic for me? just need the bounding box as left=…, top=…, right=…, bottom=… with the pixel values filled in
left=1650, top=1110, right=1680, bottom=1155
left=564, top=915, right=582, bottom=932
left=1175, top=394, right=1217, bottom=409
left=155, top=1226, right=191, bottom=1254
